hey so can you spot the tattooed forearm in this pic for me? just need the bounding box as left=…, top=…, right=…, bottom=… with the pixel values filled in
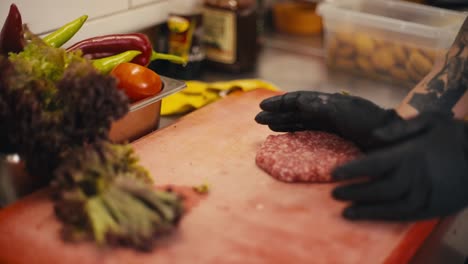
left=408, top=18, right=468, bottom=114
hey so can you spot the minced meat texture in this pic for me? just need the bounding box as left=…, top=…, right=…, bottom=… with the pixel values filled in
left=255, top=131, right=362, bottom=183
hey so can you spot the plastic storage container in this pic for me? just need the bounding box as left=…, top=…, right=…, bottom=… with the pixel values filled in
left=273, top=1, right=323, bottom=36
left=317, top=0, right=467, bottom=86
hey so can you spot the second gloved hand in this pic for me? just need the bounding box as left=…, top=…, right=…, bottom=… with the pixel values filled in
left=332, top=112, right=468, bottom=221
left=255, top=91, right=401, bottom=150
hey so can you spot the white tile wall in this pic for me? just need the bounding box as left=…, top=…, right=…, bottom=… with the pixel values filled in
left=131, top=0, right=160, bottom=8
left=61, top=1, right=171, bottom=47
left=1, top=0, right=128, bottom=34
left=0, top=0, right=171, bottom=46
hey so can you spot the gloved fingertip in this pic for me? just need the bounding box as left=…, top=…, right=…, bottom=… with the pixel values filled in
left=343, top=207, right=359, bottom=220
left=331, top=187, right=346, bottom=200
left=254, top=112, right=268, bottom=124
left=259, top=98, right=277, bottom=110
left=258, top=100, right=268, bottom=110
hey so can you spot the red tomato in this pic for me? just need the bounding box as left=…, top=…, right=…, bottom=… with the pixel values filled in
left=111, top=62, right=162, bottom=102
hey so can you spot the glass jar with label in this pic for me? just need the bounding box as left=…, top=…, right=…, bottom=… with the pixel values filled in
left=203, top=0, right=259, bottom=73
left=166, top=0, right=205, bottom=80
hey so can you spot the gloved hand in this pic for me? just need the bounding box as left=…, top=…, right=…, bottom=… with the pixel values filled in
left=332, top=112, right=468, bottom=221
left=255, top=91, right=401, bottom=150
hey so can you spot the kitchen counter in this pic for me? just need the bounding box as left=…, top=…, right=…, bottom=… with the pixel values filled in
left=159, top=32, right=410, bottom=129
left=0, top=30, right=464, bottom=262
left=159, top=32, right=468, bottom=264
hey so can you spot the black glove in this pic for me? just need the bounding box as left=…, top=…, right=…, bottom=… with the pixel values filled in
left=255, top=91, right=401, bottom=150
left=332, top=112, right=468, bottom=221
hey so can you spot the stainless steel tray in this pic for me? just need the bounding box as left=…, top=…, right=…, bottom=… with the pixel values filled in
left=109, top=76, right=186, bottom=143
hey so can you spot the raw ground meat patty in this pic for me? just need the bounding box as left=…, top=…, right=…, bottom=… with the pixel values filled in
left=255, top=131, right=362, bottom=183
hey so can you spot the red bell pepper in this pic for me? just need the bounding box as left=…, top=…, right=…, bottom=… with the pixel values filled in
left=0, top=4, right=24, bottom=55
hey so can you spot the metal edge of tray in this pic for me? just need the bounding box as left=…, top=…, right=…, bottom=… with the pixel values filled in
left=129, top=76, right=187, bottom=112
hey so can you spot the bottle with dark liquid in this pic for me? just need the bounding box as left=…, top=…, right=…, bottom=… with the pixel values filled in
left=202, top=0, right=259, bottom=73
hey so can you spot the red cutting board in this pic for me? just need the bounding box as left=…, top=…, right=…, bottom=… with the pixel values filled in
left=0, top=89, right=437, bottom=264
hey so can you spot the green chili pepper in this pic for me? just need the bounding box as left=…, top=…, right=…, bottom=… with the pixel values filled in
left=43, top=15, right=88, bottom=48
left=92, top=50, right=141, bottom=74
left=151, top=50, right=187, bottom=66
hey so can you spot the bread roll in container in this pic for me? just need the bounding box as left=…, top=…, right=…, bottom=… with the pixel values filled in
left=317, top=0, right=467, bottom=87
